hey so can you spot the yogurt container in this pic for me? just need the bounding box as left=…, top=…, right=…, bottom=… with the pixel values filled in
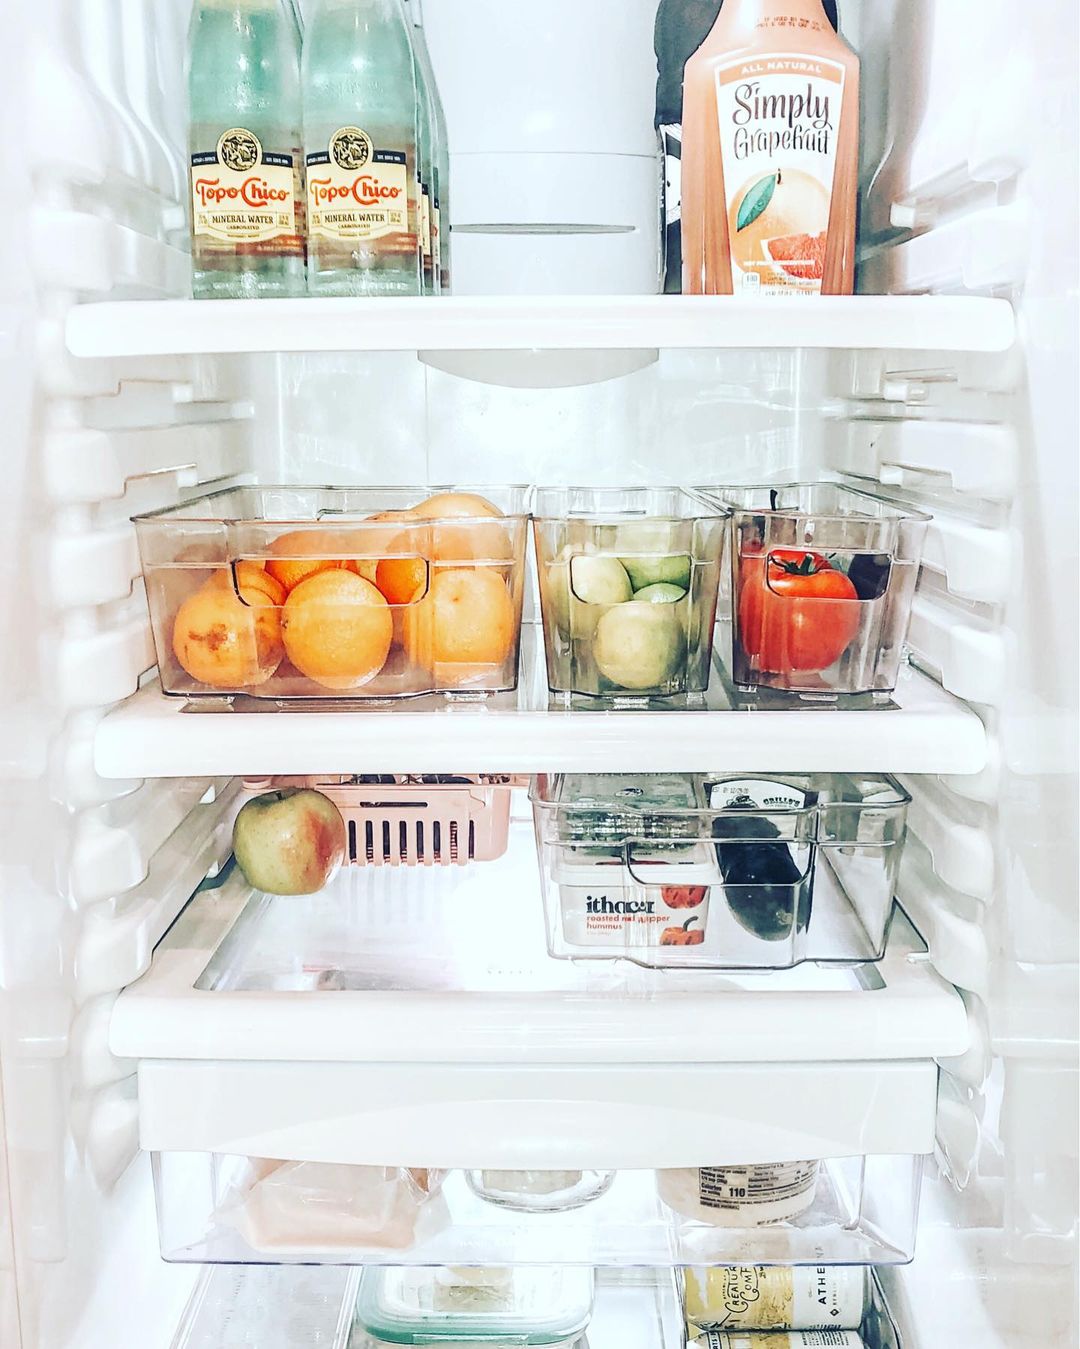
left=659, top=1162, right=820, bottom=1226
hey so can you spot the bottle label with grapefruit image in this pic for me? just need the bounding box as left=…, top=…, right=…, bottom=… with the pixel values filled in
left=715, top=56, right=845, bottom=294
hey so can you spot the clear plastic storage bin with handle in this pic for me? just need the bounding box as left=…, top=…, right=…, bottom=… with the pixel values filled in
left=134, top=486, right=530, bottom=701
left=530, top=772, right=910, bottom=969
left=532, top=487, right=727, bottom=701
left=695, top=484, right=930, bottom=698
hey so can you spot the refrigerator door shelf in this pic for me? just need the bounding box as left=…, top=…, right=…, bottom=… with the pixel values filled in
left=93, top=630, right=989, bottom=779
left=151, top=1156, right=924, bottom=1268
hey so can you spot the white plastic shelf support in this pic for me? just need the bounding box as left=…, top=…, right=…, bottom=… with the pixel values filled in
left=65, top=295, right=1016, bottom=359
left=93, top=630, right=988, bottom=779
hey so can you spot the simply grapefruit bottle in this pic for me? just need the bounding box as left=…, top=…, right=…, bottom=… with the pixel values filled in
left=303, top=0, right=423, bottom=296
left=188, top=0, right=305, bottom=299
left=681, top=0, right=859, bottom=296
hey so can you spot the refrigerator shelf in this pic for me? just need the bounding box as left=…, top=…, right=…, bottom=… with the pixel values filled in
left=111, top=823, right=966, bottom=1182
left=64, top=294, right=1016, bottom=359
left=93, top=629, right=987, bottom=779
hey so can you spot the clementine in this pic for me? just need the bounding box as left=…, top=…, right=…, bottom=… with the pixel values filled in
left=409, top=491, right=512, bottom=565
left=280, top=568, right=393, bottom=691
left=172, top=581, right=283, bottom=688
left=265, top=529, right=348, bottom=593
left=403, top=567, right=516, bottom=687
left=207, top=561, right=286, bottom=607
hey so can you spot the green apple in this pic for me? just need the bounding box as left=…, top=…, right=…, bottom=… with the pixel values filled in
left=620, top=553, right=693, bottom=592
left=592, top=601, right=686, bottom=690
left=632, top=582, right=687, bottom=604
left=569, top=554, right=633, bottom=606
left=233, top=788, right=347, bottom=895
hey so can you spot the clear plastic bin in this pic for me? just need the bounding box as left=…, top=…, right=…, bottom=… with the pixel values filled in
left=532, top=488, right=726, bottom=701
left=530, top=772, right=910, bottom=969
left=695, top=484, right=930, bottom=698
left=134, top=486, right=530, bottom=701
left=150, top=1156, right=924, bottom=1267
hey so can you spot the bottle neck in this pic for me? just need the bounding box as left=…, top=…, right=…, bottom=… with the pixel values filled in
left=711, top=0, right=835, bottom=34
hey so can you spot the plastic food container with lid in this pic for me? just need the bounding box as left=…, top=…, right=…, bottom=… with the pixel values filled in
left=695, top=483, right=930, bottom=699
left=532, top=486, right=727, bottom=701
left=134, top=485, right=530, bottom=702
left=354, top=1265, right=595, bottom=1348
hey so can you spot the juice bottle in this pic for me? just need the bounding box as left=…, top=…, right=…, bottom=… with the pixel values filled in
left=303, top=0, right=422, bottom=296
left=654, top=0, right=838, bottom=292
left=188, top=0, right=306, bottom=299
left=681, top=0, right=858, bottom=296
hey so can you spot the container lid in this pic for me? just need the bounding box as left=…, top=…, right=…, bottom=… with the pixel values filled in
left=356, top=1266, right=595, bottom=1345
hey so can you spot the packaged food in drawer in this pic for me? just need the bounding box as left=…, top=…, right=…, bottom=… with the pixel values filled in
left=355, top=1265, right=595, bottom=1347
left=134, top=485, right=529, bottom=701
left=530, top=772, right=910, bottom=969
left=532, top=487, right=726, bottom=701
left=695, top=483, right=930, bottom=698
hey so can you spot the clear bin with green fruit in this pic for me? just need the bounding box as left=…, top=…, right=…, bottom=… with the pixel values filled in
left=695, top=483, right=930, bottom=699
left=532, top=488, right=727, bottom=701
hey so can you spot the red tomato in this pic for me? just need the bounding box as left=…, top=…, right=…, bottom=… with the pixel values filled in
left=738, top=549, right=860, bottom=673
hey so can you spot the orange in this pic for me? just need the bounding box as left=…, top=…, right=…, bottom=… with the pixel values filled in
left=172, top=582, right=283, bottom=688
left=376, top=553, right=429, bottom=606
left=280, top=569, right=393, bottom=691
left=409, top=491, right=512, bottom=564
left=206, top=561, right=286, bottom=607
left=352, top=508, right=419, bottom=585
left=265, top=529, right=349, bottom=593
left=403, top=568, right=516, bottom=687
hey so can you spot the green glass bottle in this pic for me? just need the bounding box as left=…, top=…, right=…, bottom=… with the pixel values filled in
left=304, top=0, right=422, bottom=296
left=409, top=0, right=451, bottom=294
left=188, top=0, right=305, bottom=298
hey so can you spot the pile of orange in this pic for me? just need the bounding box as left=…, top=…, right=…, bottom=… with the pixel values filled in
left=170, top=492, right=519, bottom=692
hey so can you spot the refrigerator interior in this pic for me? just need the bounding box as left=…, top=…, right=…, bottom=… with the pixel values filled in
left=0, top=1, right=1076, bottom=1348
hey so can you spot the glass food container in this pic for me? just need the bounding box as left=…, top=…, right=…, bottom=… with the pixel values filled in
left=464, top=1170, right=615, bottom=1213
left=530, top=772, right=911, bottom=969
left=355, top=1265, right=595, bottom=1348
left=695, top=483, right=930, bottom=698
left=134, top=485, right=530, bottom=701
left=532, top=487, right=727, bottom=701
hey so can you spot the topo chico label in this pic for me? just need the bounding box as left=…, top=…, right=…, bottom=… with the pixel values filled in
left=191, top=128, right=302, bottom=251
left=307, top=126, right=410, bottom=242
left=715, top=55, right=845, bottom=294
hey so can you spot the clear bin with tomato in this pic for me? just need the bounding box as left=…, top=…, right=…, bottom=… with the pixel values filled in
left=531, top=771, right=910, bottom=970
left=532, top=488, right=727, bottom=701
left=134, top=485, right=530, bottom=701
left=697, top=484, right=930, bottom=698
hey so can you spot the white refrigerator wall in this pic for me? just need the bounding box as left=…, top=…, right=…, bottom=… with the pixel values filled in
left=0, top=4, right=1076, bottom=1349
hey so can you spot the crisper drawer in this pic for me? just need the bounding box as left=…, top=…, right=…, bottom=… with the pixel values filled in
left=170, top=1267, right=905, bottom=1349
left=111, top=823, right=968, bottom=1267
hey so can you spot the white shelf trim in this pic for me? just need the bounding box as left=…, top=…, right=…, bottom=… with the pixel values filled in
left=94, top=630, right=988, bottom=779
left=65, top=294, right=1017, bottom=358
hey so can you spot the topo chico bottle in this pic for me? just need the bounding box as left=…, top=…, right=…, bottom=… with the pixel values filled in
left=409, top=0, right=451, bottom=294
left=187, top=0, right=306, bottom=298
left=303, top=0, right=423, bottom=296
